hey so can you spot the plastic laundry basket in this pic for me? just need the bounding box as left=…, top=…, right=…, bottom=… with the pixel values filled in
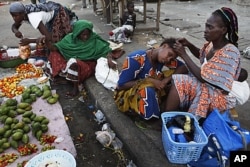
left=161, top=112, right=208, bottom=164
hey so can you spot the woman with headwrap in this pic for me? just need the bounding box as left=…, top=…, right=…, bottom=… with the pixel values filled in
left=45, top=19, right=124, bottom=97
left=9, top=1, right=76, bottom=46
left=164, top=7, right=242, bottom=120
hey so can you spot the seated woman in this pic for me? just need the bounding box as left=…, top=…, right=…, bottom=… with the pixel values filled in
left=45, top=19, right=124, bottom=97
left=9, top=1, right=77, bottom=46
left=164, top=7, right=242, bottom=120
left=114, top=38, right=186, bottom=120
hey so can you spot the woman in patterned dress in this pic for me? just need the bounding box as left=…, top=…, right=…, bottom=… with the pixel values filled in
left=9, top=1, right=76, bottom=46
left=114, top=38, right=185, bottom=120
left=164, top=7, right=241, bottom=120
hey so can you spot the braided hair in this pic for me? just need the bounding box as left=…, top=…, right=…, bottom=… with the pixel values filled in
left=212, top=7, right=239, bottom=47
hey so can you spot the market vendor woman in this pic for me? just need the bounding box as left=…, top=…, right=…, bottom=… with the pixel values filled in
left=9, top=1, right=75, bottom=46
left=45, top=19, right=124, bottom=98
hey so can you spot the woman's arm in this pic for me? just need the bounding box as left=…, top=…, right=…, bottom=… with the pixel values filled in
left=177, top=38, right=200, bottom=58
left=37, top=22, right=53, bottom=47
left=11, top=23, right=23, bottom=38
left=174, top=41, right=205, bottom=82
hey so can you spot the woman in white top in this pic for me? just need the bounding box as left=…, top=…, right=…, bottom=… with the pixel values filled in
left=9, top=1, right=77, bottom=46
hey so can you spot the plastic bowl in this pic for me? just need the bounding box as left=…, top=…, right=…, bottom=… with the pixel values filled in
left=24, top=149, right=76, bottom=167
left=0, top=56, right=26, bottom=68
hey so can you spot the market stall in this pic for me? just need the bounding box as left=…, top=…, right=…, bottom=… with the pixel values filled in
left=0, top=48, right=76, bottom=166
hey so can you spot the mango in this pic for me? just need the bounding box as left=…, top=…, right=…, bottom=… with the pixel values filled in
left=47, top=97, right=58, bottom=104
left=2, top=142, right=10, bottom=149
left=16, top=108, right=26, bottom=114
left=12, top=131, right=23, bottom=141
left=13, top=122, right=25, bottom=130
left=23, top=124, right=31, bottom=133
left=5, top=98, right=18, bottom=106
left=22, top=134, right=29, bottom=144
left=22, top=117, right=31, bottom=124
left=22, top=111, right=33, bottom=118
left=10, top=140, right=18, bottom=149
left=4, top=129, right=12, bottom=138
left=5, top=117, right=13, bottom=125
left=17, top=102, right=30, bottom=109
left=42, top=90, right=52, bottom=99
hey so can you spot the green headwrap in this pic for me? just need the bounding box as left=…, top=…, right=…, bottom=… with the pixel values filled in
left=55, top=20, right=112, bottom=60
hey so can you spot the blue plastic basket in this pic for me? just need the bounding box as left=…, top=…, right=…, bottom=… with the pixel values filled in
left=161, top=112, right=208, bottom=164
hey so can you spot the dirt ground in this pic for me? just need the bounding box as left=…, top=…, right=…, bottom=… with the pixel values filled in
left=50, top=80, right=133, bottom=167
left=50, top=32, right=163, bottom=167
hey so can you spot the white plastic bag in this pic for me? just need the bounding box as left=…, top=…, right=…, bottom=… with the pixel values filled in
left=95, top=57, right=119, bottom=91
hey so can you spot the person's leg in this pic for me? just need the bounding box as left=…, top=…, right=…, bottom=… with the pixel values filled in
left=164, top=83, right=180, bottom=112
left=82, top=0, right=87, bottom=8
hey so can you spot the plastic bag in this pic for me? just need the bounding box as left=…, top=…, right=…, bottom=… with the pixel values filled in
left=95, top=57, right=119, bottom=91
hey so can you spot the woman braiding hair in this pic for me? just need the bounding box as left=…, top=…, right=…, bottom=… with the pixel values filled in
left=212, top=7, right=239, bottom=47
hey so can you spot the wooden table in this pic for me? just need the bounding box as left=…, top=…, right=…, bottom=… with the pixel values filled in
left=94, top=0, right=161, bottom=31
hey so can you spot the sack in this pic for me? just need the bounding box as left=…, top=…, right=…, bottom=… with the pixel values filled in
left=95, top=57, right=119, bottom=91
left=187, top=134, right=228, bottom=167
left=202, top=108, right=250, bottom=158
left=229, top=80, right=250, bottom=105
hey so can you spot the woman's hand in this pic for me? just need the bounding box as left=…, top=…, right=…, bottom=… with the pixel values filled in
left=177, top=38, right=190, bottom=47
left=15, top=31, right=23, bottom=39
left=107, top=54, right=117, bottom=70
left=19, top=38, right=31, bottom=46
left=174, top=41, right=188, bottom=59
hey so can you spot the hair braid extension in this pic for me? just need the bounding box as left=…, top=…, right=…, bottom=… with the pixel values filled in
left=213, top=7, right=239, bottom=47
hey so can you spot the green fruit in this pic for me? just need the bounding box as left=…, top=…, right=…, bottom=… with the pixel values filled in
left=22, top=92, right=30, bottom=100
left=35, top=90, right=43, bottom=97
left=0, top=106, right=10, bottom=115
left=41, top=124, right=48, bottom=133
left=10, top=140, right=18, bottom=149
left=23, top=88, right=31, bottom=94
left=47, top=97, right=58, bottom=104
left=41, top=118, right=49, bottom=125
left=13, top=118, right=19, bottom=124
left=30, top=94, right=37, bottom=102
left=5, top=117, right=13, bottom=124
left=34, top=116, right=45, bottom=122
left=52, top=93, right=59, bottom=99
left=4, top=129, right=12, bottom=138
left=22, top=134, right=29, bottom=144
left=25, top=105, right=32, bottom=111
left=42, top=90, right=52, bottom=99
left=30, top=113, right=36, bottom=120
left=23, top=98, right=33, bottom=104
left=3, top=125, right=10, bottom=130
left=23, top=111, right=33, bottom=117
left=42, top=85, right=51, bottom=91
left=36, top=130, right=43, bottom=140
left=2, top=142, right=10, bottom=149
left=16, top=108, right=26, bottom=114
left=12, top=131, right=23, bottom=141
left=0, top=140, right=4, bottom=147
left=17, top=103, right=30, bottom=109
left=0, top=128, right=6, bottom=136
left=13, top=122, right=25, bottom=130
left=13, top=129, right=24, bottom=134
left=0, top=115, right=8, bottom=123
left=7, top=110, right=16, bottom=118
left=5, top=98, right=18, bottom=106
left=23, top=124, right=31, bottom=133
left=22, top=117, right=31, bottom=124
